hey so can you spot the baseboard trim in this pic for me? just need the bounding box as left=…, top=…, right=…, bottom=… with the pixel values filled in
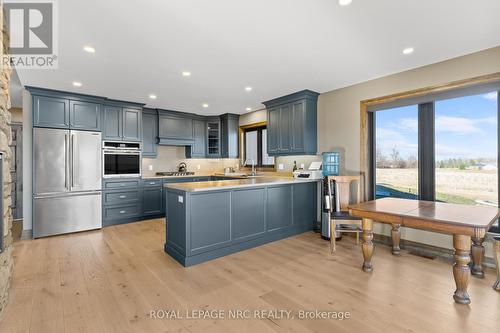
left=21, top=229, right=33, bottom=240
left=372, top=233, right=496, bottom=268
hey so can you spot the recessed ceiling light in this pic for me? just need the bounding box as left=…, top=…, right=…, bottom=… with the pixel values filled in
left=149, top=94, right=157, bottom=99
left=245, top=86, right=252, bottom=92
left=338, top=0, right=352, bottom=6
left=202, top=103, right=209, bottom=108
left=246, top=107, right=252, bottom=111
left=83, top=45, right=95, bottom=53
left=72, top=81, right=82, bottom=87
left=402, top=47, right=414, bottom=55
left=182, top=71, right=191, bottom=77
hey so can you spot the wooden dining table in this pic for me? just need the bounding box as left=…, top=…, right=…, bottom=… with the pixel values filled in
left=348, top=198, right=500, bottom=305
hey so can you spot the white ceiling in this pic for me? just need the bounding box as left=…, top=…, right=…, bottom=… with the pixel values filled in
left=15, top=0, right=500, bottom=115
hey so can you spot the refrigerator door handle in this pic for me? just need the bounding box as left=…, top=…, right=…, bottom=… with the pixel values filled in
left=64, top=133, right=69, bottom=190
left=34, top=190, right=101, bottom=199
left=71, top=133, right=75, bottom=189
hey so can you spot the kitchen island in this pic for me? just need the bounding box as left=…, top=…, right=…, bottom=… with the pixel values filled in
left=164, top=177, right=320, bottom=266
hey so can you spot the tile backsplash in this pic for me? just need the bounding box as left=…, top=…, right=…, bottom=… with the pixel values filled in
left=142, top=146, right=239, bottom=176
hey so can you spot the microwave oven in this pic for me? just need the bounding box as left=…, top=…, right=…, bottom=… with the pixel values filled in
left=102, top=141, right=141, bottom=178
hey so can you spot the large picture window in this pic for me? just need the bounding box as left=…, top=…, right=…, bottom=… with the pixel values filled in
left=375, top=105, right=419, bottom=199
left=372, top=89, right=499, bottom=231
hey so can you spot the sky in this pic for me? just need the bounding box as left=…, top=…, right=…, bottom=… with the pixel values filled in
left=376, top=92, right=498, bottom=161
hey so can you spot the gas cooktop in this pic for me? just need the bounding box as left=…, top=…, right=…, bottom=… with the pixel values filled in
left=156, top=171, right=195, bottom=176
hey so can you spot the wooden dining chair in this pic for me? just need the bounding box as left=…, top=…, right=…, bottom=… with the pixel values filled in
left=328, top=175, right=362, bottom=254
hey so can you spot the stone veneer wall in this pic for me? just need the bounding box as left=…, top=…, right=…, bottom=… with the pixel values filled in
left=0, top=4, right=13, bottom=318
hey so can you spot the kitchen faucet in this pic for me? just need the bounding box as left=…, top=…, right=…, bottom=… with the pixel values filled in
left=244, top=158, right=257, bottom=176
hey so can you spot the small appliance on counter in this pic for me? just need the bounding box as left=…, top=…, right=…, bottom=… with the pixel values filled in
left=293, top=161, right=323, bottom=179
left=178, top=162, right=187, bottom=172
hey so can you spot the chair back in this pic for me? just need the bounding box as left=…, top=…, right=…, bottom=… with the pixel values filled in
left=327, top=175, right=361, bottom=212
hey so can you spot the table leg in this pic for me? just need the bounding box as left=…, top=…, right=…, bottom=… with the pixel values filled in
left=470, top=236, right=485, bottom=278
left=453, top=234, right=471, bottom=305
left=361, top=218, right=374, bottom=272
left=330, top=220, right=336, bottom=254
left=391, top=224, right=401, bottom=256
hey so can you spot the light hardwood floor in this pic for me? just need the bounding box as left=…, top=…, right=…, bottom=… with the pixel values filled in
left=0, top=219, right=498, bottom=333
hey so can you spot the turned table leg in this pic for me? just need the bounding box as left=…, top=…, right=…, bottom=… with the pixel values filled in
left=493, top=236, right=500, bottom=291
left=391, top=224, right=401, bottom=256
left=361, top=218, right=374, bottom=272
left=452, top=234, right=471, bottom=305
left=471, top=236, right=485, bottom=278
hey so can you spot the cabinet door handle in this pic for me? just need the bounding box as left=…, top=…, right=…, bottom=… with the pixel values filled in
left=149, top=182, right=156, bottom=185
left=119, top=195, right=127, bottom=199
left=120, top=184, right=125, bottom=187
left=119, top=210, right=126, bottom=214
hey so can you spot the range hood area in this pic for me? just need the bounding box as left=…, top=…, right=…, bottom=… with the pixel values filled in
left=151, top=109, right=240, bottom=159
left=157, top=111, right=195, bottom=146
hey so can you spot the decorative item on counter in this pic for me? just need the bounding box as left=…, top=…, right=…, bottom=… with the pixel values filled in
left=178, top=162, right=187, bottom=172
left=322, top=152, right=340, bottom=176
left=293, top=160, right=298, bottom=172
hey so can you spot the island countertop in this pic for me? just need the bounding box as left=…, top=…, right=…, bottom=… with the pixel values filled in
left=163, top=176, right=320, bottom=192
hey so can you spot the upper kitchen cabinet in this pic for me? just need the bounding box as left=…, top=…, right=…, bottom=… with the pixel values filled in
left=157, top=110, right=194, bottom=146
left=102, top=100, right=144, bottom=142
left=206, top=117, right=221, bottom=158
left=142, top=108, right=158, bottom=157
left=102, top=106, right=122, bottom=140
left=185, top=118, right=206, bottom=158
left=220, top=113, right=239, bottom=158
left=33, top=95, right=70, bottom=129
left=69, top=100, right=101, bottom=131
left=29, top=87, right=104, bottom=131
left=123, top=108, right=142, bottom=141
left=263, top=90, right=319, bottom=156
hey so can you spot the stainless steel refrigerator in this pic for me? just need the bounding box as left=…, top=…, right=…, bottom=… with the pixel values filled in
left=33, top=128, right=102, bottom=238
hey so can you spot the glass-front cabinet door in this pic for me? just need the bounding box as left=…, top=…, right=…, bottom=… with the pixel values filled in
left=207, top=119, right=220, bottom=157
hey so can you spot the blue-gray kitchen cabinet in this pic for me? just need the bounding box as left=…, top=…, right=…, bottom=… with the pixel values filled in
left=164, top=181, right=319, bottom=266
left=33, top=95, right=70, bottom=129
left=267, top=107, right=280, bottom=154
left=102, top=102, right=143, bottom=142
left=206, top=117, right=221, bottom=158
left=143, top=187, right=163, bottom=216
left=69, top=100, right=101, bottom=131
left=32, top=91, right=102, bottom=132
left=220, top=113, right=239, bottom=158
left=157, top=110, right=194, bottom=145
left=142, top=109, right=158, bottom=157
left=123, top=108, right=142, bottom=142
left=102, top=106, right=122, bottom=140
left=185, top=118, right=206, bottom=158
left=263, top=90, right=319, bottom=156
left=102, top=178, right=143, bottom=226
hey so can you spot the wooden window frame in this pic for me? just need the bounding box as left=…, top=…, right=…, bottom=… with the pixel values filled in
left=239, top=122, right=275, bottom=169
left=360, top=72, right=500, bottom=232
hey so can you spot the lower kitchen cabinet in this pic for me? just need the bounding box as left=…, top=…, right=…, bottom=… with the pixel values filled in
left=102, top=176, right=229, bottom=226
left=104, top=203, right=142, bottom=222
left=143, top=186, right=163, bottom=216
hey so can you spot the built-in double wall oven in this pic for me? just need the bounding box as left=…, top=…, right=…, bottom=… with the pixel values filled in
left=102, top=141, right=141, bottom=178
